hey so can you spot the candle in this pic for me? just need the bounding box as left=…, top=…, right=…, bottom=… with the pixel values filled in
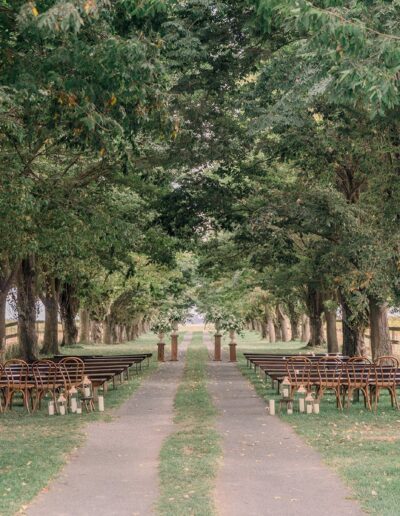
left=59, top=405, right=66, bottom=416
left=76, top=407, right=82, bottom=415
left=287, top=406, right=293, bottom=415
left=299, top=398, right=305, bottom=413
left=84, top=386, right=91, bottom=398
left=70, top=398, right=77, bottom=413
left=313, top=403, right=320, bottom=414
left=98, top=395, right=104, bottom=412
left=48, top=401, right=55, bottom=416
left=306, top=404, right=313, bottom=414
left=269, top=399, right=275, bottom=415
left=283, top=388, right=289, bottom=398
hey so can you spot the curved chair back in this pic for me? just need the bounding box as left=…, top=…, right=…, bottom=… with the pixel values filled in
left=4, top=359, right=30, bottom=389
left=345, top=356, right=371, bottom=388
left=32, top=360, right=59, bottom=391
left=317, top=356, right=343, bottom=387
left=59, top=357, right=85, bottom=388
left=373, top=356, right=398, bottom=387
left=286, top=356, right=311, bottom=389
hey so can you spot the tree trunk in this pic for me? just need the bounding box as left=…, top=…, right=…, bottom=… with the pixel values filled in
left=324, top=308, right=339, bottom=353
left=0, top=292, right=7, bottom=363
left=341, top=301, right=366, bottom=357
left=41, top=277, right=60, bottom=355
left=306, top=287, right=324, bottom=347
left=261, top=321, right=268, bottom=339
left=276, top=305, right=289, bottom=342
left=102, top=315, right=113, bottom=344
left=301, top=315, right=310, bottom=342
left=369, top=297, right=392, bottom=360
left=59, top=282, right=79, bottom=346
left=266, top=316, right=275, bottom=343
left=79, top=309, right=90, bottom=343
left=289, top=317, right=299, bottom=341
left=90, top=320, right=102, bottom=343
left=17, top=256, right=38, bottom=361
left=274, top=320, right=282, bottom=341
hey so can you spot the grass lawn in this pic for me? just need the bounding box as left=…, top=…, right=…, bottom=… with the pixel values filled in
left=0, top=334, right=158, bottom=516
left=237, top=331, right=400, bottom=516
left=157, top=331, right=221, bottom=516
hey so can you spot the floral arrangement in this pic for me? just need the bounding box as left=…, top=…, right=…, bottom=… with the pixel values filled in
left=220, top=314, right=244, bottom=336
left=150, top=317, right=171, bottom=335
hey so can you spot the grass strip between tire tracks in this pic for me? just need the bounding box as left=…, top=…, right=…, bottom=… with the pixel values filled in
left=157, top=332, right=221, bottom=516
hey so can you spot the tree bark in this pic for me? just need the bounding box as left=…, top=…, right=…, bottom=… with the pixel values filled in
left=90, top=320, right=102, bottom=343
left=102, top=316, right=113, bottom=344
left=0, top=292, right=7, bottom=363
left=17, top=256, right=38, bottom=361
left=306, top=287, right=324, bottom=347
left=301, top=315, right=310, bottom=342
left=341, top=300, right=366, bottom=357
left=267, top=316, right=275, bottom=343
left=324, top=307, right=339, bottom=353
left=59, top=282, right=79, bottom=346
left=41, top=277, right=60, bottom=355
left=261, top=321, right=268, bottom=339
left=274, top=320, right=282, bottom=342
left=79, top=309, right=90, bottom=344
left=289, top=316, right=300, bottom=341
left=276, top=305, right=289, bottom=342
left=369, top=297, right=392, bottom=360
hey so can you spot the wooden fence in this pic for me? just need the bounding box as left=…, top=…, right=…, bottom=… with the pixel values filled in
left=5, top=321, right=65, bottom=347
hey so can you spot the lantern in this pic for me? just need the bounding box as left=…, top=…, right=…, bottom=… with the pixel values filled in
left=281, top=376, right=291, bottom=399
left=69, top=386, right=78, bottom=413
left=82, top=375, right=93, bottom=399
left=57, top=392, right=67, bottom=415
left=287, top=400, right=294, bottom=415
left=305, top=392, right=314, bottom=414
left=48, top=400, right=55, bottom=416
left=98, top=387, right=105, bottom=412
left=297, top=385, right=307, bottom=413
left=76, top=399, right=82, bottom=415
left=313, top=401, right=320, bottom=414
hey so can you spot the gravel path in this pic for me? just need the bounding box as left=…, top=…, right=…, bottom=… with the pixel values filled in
left=27, top=334, right=191, bottom=516
left=204, top=333, right=364, bottom=516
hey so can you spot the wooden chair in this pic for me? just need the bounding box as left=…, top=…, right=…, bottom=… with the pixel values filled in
left=32, top=360, right=64, bottom=412
left=4, top=359, right=35, bottom=413
left=342, top=357, right=372, bottom=410
left=286, top=356, right=311, bottom=396
left=316, top=357, right=344, bottom=409
left=58, top=357, right=85, bottom=389
left=372, top=356, right=399, bottom=411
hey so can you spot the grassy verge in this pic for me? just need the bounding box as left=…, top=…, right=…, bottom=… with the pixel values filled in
left=157, top=332, right=221, bottom=516
left=0, top=334, right=158, bottom=516
left=237, top=331, right=400, bottom=516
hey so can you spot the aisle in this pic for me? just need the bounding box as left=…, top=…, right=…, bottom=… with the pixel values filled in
left=204, top=333, right=363, bottom=516
left=27, top=334, right=191, bottom=516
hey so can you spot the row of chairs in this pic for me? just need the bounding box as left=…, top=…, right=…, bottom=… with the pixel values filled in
left=285, top=355, right=399, bottom=411
left=0, top=357, right=84, bottom=413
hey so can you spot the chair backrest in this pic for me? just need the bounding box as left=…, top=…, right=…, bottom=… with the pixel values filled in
left=344, top=356, right=371, bottom=387
left=32, top=360, right=59, bottom=391
left=317, top=356, right=343, bottom=386
left=286, top=356, right=311, bottom=388
left=373, top=356, right=398, bottom=386
left=4, top=359, right=30, bottom=389
left=58, top=357, right=85, bottom=388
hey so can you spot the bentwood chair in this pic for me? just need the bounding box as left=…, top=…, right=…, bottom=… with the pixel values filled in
left=342, top=357, right=372, bottom=410
left=286, top=356, right=311, bottom=396
left=316, top=357, right=344, bottom=409
left=372, top=356, right=399, bottom=411
left=32, top=360, right=64, bottom=412
left=4, top=359, right=35, bottom=413
left=59, top=357, right=85, bottom=406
